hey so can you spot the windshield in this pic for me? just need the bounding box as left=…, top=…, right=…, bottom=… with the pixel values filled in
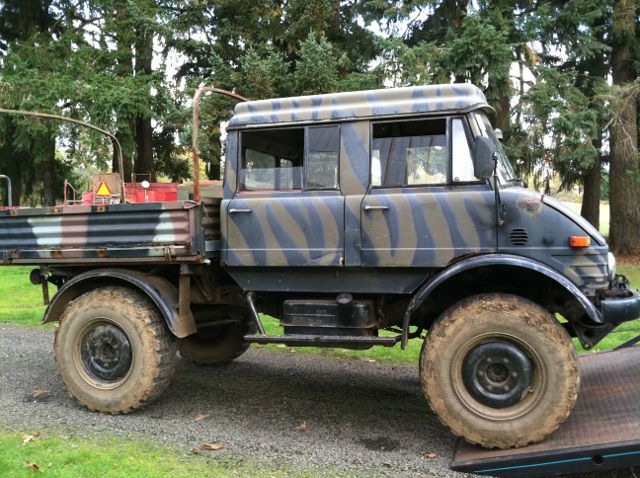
left=470, top=112, right=517, bottom=183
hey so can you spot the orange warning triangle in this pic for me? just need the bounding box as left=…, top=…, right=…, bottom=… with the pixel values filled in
left=96, top=181, right=111, bottom=196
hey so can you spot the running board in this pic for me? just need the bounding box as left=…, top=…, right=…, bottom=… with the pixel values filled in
left=243, top=334, right=400, bottom=347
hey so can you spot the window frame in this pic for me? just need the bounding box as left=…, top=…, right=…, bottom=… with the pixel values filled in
left=237, top=124, right=341, bottom=194
left=368, top=115, right=484, bottom=189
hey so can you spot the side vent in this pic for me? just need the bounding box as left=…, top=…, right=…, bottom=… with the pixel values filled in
left=509, top=228, right=528, bottom=246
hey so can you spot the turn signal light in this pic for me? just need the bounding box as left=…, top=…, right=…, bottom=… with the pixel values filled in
left=569, top=236, right=591, bottom=248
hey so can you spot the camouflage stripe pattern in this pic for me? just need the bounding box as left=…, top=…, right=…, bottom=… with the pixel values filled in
left=498, top=189, right=609, bottom=291
left=226, top=192, right=343, bottom=267
left=228, top=84, right=491, bottom=128
left=0, top=202, right=203, bottom=264
left=222, top=83, right=610, bottom=292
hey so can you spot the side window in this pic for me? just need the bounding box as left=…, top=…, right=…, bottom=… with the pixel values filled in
left=305, top=125, right=339, bottom=189
left=239, top=125, right=339, bottom=192
left=240, top=128, right=304, bottom=191
left=451, top=118, right=478, bottom=182
left=371, top=119, right=447, bottom=187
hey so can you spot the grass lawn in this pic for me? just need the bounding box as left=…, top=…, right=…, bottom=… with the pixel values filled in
left=0, top=432, right=332, bottom=478
left=0, top=267, right=52, bottom=328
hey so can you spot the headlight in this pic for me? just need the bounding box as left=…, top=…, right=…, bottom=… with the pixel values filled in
left=608, top=252, right=616, bottom=282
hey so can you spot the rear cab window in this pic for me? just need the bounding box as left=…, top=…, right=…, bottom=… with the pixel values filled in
left=239, top=125, right=340, bottom=192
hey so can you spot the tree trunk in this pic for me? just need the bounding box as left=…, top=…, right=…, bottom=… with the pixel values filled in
left=608, top=0, right=640, bottom=254
left=580, top=150, right=601, bottom=231
left=112, top=1, right=134, bottom=181
left=41, top=135, right=56, bottom=206
left=133, top=22, right=155, bottom=181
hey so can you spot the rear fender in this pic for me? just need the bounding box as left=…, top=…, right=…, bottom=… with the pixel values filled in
left=43, top=268, right=196, bottom=338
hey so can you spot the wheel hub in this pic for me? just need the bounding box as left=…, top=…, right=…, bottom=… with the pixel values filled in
left=462, top=341, right=533, bottom=408
left=80, top=323, right=132, bottom=383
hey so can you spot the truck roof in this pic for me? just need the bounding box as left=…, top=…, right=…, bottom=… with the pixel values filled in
left=228, top=83, right=491, bottom=129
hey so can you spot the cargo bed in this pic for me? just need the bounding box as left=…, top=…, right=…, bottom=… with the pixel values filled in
left=451, top=346, right=640, bottom=477
left=0, top=201, right=216, bottom=265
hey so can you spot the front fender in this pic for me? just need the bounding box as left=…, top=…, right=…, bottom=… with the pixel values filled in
left=43, top=268, right=196, bottom=338
left=401, top=254, right=603, bottom=348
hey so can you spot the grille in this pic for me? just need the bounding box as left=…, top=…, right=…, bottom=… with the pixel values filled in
left=509, top=228, right=528, bottom=246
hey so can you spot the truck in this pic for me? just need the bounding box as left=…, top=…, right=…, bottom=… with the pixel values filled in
left=1, top=83, right=639, bottom=452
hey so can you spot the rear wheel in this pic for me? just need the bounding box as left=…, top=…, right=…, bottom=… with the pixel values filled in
left=177, top=319, right=250, bottom=365
left=54, top=287, right=177, bottom=414
left=420, top=293, right=579, bottom=449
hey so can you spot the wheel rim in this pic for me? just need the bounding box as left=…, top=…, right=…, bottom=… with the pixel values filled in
left=76, top=320, right=132, bottom=387
left=461, top=341, right=533, bottom=408
left=451, top=333, right=546, bottom=420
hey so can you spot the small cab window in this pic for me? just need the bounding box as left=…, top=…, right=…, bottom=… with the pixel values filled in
left=240, top=125, right=339, bottom=192
left=451, top=118, right=478, bottom=183
left=371, top=119, right=447, bottom=187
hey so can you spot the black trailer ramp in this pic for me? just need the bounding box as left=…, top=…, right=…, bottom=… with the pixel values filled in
left=451, top=346, right=640, bottom=477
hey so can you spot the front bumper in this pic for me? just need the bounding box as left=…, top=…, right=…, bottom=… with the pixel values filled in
left=600, top=275, right=640, bottom=325
left=601, top=292, right=640, bottom=325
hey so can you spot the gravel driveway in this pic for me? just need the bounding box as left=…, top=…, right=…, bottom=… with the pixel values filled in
left=1, top=325, right=637, bottom=478
left=0, top=324, right=465, bottom=478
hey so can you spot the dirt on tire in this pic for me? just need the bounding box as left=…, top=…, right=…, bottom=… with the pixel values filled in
left=54, top=286, right=178, bottom=414
left=420, top=293, right=580, bottom=449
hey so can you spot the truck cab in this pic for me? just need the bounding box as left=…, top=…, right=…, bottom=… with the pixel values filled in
left=211, top=84, right=639, bottom=448
left=220, top=84, right=631, bottom=346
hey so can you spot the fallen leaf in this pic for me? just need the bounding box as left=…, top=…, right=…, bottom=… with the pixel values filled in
left=22, top=432, right=41, bottom=445
left=422, top=452, right=437, bottom=459
left=194, top=412, right=210, bottom=422
left=201, top=443, right=226, bottom=451
left=31, top=390, right=51, bottom=399
left=24, top=462, right=41, bottom=472
left=296, top=421, right=308, bottom=432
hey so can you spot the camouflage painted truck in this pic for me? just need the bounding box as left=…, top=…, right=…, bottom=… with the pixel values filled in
left=1, top=84, right=639, bottom=450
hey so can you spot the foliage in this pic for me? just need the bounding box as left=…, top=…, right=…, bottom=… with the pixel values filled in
left=511, top=67, right=599, bottom=192
left=0, top=0, right=637, bottom=238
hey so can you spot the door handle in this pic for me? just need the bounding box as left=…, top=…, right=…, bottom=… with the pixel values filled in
left=364, top=204, right=389, bottom=211
left=229, top=208, right=252, bottom=214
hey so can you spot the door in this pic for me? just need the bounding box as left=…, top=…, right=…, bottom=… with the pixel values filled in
left=360, top=116, right=496, bottom=268
left=226, top=124, right=345, bottom=267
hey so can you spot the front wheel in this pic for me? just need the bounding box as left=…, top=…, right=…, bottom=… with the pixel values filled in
left=54, top=287, right=178, bottom=414
left=420, top=293, right=580, bottom=449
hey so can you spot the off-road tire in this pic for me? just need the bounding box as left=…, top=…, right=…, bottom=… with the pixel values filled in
left=54, top=286, right=178, bottom=414
left=177, top=320, right=250, bottom=365
left=420, top=293, right=579, bottom=449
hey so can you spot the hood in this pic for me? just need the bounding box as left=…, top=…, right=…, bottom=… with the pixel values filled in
left=542, top=195, right=606, bottom=246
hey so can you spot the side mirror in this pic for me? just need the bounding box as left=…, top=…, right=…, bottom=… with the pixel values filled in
left=473, top=137, right=497, bottom=179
